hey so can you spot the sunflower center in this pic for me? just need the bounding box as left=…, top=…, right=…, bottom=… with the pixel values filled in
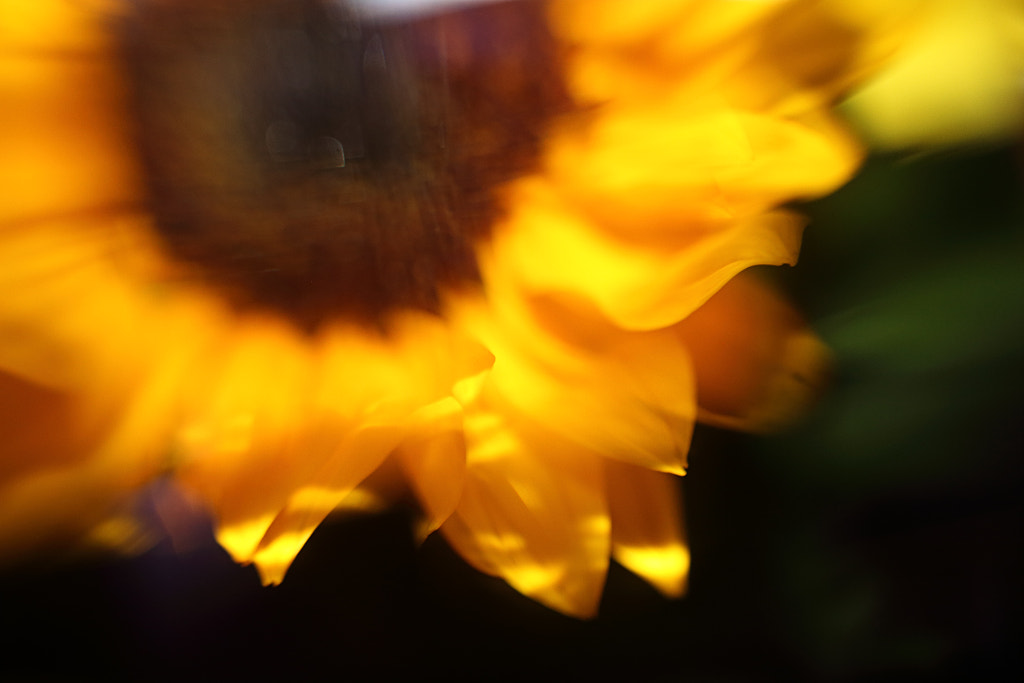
left=121, top=0, right=569, bottom=330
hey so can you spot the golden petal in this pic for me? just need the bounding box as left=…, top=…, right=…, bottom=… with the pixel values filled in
left=172, top=326, right=323, bottom=554
left=549, top=0, right=779, bottom=89
left=396, top=396, right=469, bottom=541
left=547, top=104, right=860, bottom=238
left=440, top=401, right=610, bottom=618
left=551, top=0, right=904, bottom=114
left=249, top=423, right=410, bottom=584
left=0, top=0, right=121, bottom=56
left=718, top=0, right=874, bottom=113
left=523, top=1, right=866, bottom=337
left=607, top=459, right=689, bottom=598
left=0, top=214, right=218, bottom=391
left=174, top=312, right=489, bottom=576
left=451, top=284, right=695, bottom=475
left=0, top=53, right=141, bottom=224
left=490, top=177, right=805, bottom=331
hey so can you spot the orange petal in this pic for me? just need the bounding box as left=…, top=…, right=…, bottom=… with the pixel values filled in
left=0, top=53, right=142, bottom=225
left=0, top=370, right=116, bottom=561
left=0, top=370, right=103, bottom=483
left=607, top=460, right=689, bottom=598
left=0, top=307, right=204, bottom=561
left=0, top=215, right=221, bottom=561
left=677, top=270, right=832, bottom=433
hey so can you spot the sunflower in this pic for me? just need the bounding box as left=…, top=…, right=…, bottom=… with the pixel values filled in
left=2, top=0, right=885, bottom=617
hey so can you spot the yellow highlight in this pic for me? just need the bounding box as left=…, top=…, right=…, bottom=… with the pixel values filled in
left=289, top=486, right=351, bottom=512
left=215, top=513, right=276, bottom=563
left=462, top=410, right=519, bottom=465
left=331, top=488, right=389, bottom=515
left=252, top=529, right=319, bottom=585
left=472, top=530, right=527, bottom=555
left=507, top=563, right=566, bottom=595
left=615, top=543, right=691, bottom=598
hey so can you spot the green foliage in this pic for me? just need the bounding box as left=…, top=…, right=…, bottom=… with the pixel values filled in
left=758, top=146, right=1024, bottom=678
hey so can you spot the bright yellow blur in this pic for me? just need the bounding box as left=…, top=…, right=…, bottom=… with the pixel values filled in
left=844, top=0, right=1024, bottom=147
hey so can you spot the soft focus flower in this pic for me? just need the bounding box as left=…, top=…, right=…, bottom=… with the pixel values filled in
left=2, top=0, right=878, bottom=617
left=843, top=0, right=1024, bottom=148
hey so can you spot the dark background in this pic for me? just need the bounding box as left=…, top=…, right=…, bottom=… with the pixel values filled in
left=2, top=145, right=1021, bottom=681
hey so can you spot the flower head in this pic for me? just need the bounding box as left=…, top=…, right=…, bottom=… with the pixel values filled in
left=2, top=0, right=881, bottom=616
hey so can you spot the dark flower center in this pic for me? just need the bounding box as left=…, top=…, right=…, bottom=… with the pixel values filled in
left=121, top=0, right=570, bottom=330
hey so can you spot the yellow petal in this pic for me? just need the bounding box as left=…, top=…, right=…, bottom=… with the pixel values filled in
left=717, top=0, right=893, bottom=114
left=552, top=0, right=904, bottom=114
left=440, top=402, right=610, bottom=618
left=173, top=318, right=332, bottom=564
left=492, top=177, right=805, bottom=330
left=536, top=0, right=866, bottom=336
left=546, top=103, right=861, bottom=236
left=173, top=321, right=323, bottom=563
left=607, top=460, right=689, bottom=598
left=0, top=0, right=121, bottom=55
left=175, top=312, right=487, bottom=576
left=452, top=285, right=695, bottom=475
left=397, top=396, right=468, bottom=541
left=0, top=214, right=203, bottom=389
left=548, top=0, right=781, bottom=105
left=249, top=423, right=409, bottom=584
left=547, top=0, right=697, bottom=50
